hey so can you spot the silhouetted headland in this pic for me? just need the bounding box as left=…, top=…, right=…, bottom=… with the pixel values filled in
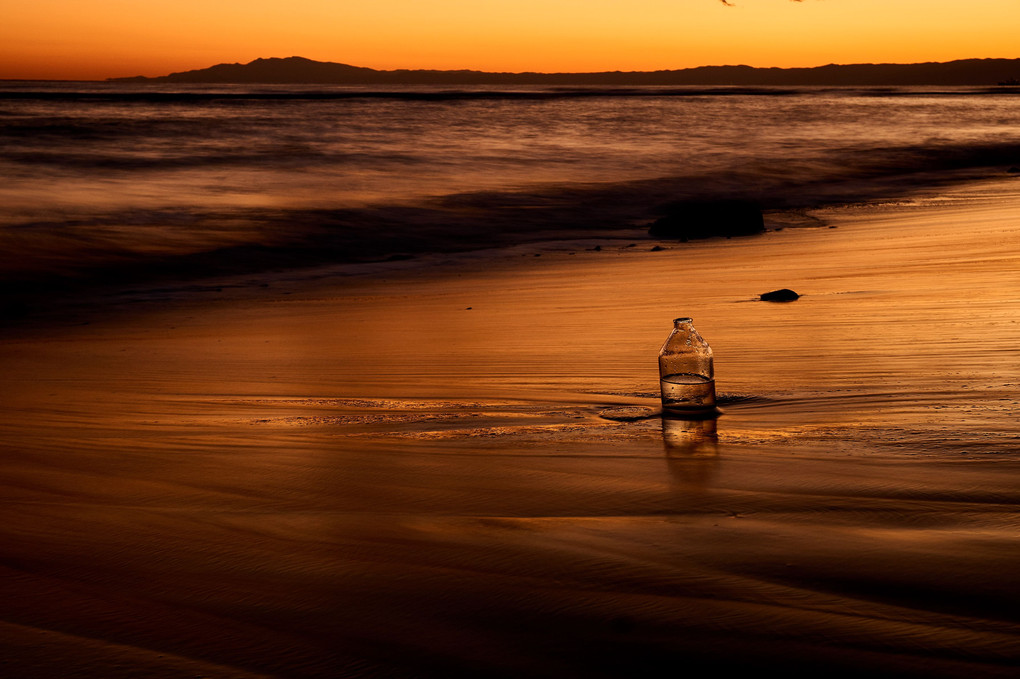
left=108, top=56, right=1020, bottom=86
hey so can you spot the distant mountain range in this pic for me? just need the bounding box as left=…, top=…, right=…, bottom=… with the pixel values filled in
left=110, top=56, right=1020, bottom=86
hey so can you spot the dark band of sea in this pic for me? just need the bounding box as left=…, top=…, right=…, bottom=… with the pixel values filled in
left=1, top=82, right=1019, bottom=311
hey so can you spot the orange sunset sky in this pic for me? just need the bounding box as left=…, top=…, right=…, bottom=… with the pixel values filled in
left=2, top=0, right=1018, bottom=80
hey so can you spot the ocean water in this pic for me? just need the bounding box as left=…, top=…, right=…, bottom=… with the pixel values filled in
left=2, top=82, right=1019, bottom=286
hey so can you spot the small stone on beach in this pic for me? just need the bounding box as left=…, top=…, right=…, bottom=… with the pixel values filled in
left=760, top=288, right=800, bottom=302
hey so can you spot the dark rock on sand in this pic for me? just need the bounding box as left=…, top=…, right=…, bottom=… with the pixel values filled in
left=650, top=245, right=665, bottom=252
left=1, top=299, right=31, bottom=321
left=649, top=200, right=765, bottom=241
left=760, top=288, right=800, bottom=302
left=1008, top=166, right=1020, bottom=173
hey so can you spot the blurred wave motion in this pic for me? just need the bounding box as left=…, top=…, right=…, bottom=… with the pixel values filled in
left=2, top=83, right=1020, bottom=289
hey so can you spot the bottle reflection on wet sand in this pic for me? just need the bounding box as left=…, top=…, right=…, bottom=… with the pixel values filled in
left=662, top=415, right=718, bottom=456
left=662, top=415, right=720, bottom=487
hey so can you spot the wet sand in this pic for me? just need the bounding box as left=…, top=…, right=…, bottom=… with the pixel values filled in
left=1, top=180, right=1019, bottom=677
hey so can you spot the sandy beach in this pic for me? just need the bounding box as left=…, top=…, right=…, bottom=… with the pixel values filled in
left=1, top=178, right=1019, bottom=677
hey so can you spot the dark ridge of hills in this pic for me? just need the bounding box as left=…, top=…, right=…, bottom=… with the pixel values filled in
left=109, top=56, right=1020, bottom=86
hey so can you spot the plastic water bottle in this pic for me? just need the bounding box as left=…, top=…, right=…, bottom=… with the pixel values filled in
left=658, top=317, right=717, bottom=417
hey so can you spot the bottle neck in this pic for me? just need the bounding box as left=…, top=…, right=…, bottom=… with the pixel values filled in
left=673, top=317, right=693, bottom=330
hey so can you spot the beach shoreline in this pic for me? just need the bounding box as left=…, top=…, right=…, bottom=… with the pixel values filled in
left=1, top=177, right=1019, bottom=677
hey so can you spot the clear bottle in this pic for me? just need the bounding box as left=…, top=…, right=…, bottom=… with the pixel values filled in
left=658, top=317, right=717, bottom=417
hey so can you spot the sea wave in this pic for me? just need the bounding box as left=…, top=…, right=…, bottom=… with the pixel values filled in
left=1, top=145, right=1015, bottom=295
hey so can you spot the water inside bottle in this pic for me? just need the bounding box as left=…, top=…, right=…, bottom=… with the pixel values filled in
left=659, top=372, right=716, bottom=413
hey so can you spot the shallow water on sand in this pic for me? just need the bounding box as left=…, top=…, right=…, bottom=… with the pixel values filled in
left=0, top=181, right=1019, bottom=677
